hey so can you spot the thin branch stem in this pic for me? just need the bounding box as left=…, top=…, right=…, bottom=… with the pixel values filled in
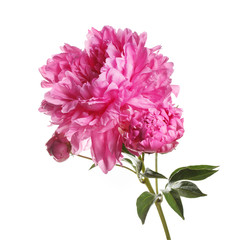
left=77, top=155, right=136, bottom=174
left=154, top=201, right=171, bottom=240
left=116, top=164, right=136, bottom=174
left=155, top=153, right=159, bottom=194
left=77, top=153, right=170, bottom=238
left=140, top=153, right=146, bottom=172
left=144, top=176, right=171, bottom=240
left=77, top=154, right=92, bottom=160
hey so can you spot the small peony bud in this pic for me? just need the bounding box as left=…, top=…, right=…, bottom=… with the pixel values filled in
left=46, top=132, right=71, bottom=162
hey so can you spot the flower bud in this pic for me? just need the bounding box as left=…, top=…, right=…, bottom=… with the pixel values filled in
left=46, top=132, right=71, bottom=162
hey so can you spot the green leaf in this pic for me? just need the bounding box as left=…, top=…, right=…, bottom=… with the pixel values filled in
left=162, top=189, right=184, bottom=219
left=122, top=144, right=134, bottom=156
left=171, top=181, right=207, bottom=198
left=122, top=158, right=134, bottom=165
left=89, top=163, right=96, bottom=170
left=136, top=192, right=156, bottom=224
left=121, top=158, right=137, bottom=171
left=187, top=165, right=219, bottom=170
left=136, top=160, right=143, bottom=174
left=142, top=168, right=167, bottom=179
left=122, top=154, right=142, bottom=174
left=169, top=165, right=218, bottom=178
left=169, top=165, right=219, bottom=182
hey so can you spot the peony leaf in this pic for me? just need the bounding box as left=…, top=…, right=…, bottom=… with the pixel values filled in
left=136, top=191, right=156, bottom=224
left=122, top=158, right=134, bottom=166
left=121, top=158, right=136, bottom=171
left=169, top=165, right=218, bottom=178
left=171, top=181, right=207, bottom=198
left=142, top=168, right=167, bottom=179
left=169, top=165, right=219, bottom=182
left=122, top=154, right=142, bottom=174
left=187, top=165, right=219, bottom=170
left=122, top=144, right=135, bottom=156
left=136, top=160, right=143, bottom=174
left=162, top=189, right=184, bottom=219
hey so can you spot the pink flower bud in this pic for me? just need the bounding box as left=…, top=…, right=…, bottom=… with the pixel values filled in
left=46, top=132, right=71, bottom=162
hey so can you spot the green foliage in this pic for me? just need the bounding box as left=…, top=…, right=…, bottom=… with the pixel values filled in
left=121, top=158, right=136, bottom=171
left=135, top=164, right=218, bottom=221
left=122, top=144, right=134, bottom=156
left=171, top=181, right=207, bottom=198
left=129, top=159, right=219, bottom=222
left=162, top=189, right=184, bottom=219
left=161, top=165, right=219, bottom=219
left=169, top=165, right=219, bottom=182
left=136, top=191, right=156, bottom=224
left=142, top=168, right=167, bottom=179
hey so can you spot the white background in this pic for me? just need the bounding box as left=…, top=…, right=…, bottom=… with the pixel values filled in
left=0, top=0, right=239, bottom=239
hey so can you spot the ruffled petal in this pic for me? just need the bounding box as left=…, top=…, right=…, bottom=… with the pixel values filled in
left=91, top=128, right=122, bottom=173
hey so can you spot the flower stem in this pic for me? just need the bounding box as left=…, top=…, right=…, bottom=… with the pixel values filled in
left=77, top=154, right=92, bottom=160
left=77, top=154, right=136, bottom=174
left=144, top=177, right=171, bottom=240
left=141, top=153, right=170, bottom=240
left=78, top=153, right=170, bottom=239
left=154, top=201, right=171, bottom=240
left=116, top=164, right=136, bottom=174
left=155, top=153, right=159, bottom=194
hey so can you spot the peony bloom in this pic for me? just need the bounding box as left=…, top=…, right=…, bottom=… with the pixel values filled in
left=39, top=26, right=183, bottom=173
left=46, top=132, right=71, bottom=162
left=119, top=106, right=184, bottom=154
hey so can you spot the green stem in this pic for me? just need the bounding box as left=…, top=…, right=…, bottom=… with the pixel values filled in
left=140, top=154, right=170, bottom=240
left=155, top=153, right=159, bottom=194
left=77, top=155, right=136, bottom=174
left=78, top=153, right=170, bottom=239
left=144, top=177, right=171, bottom=240
left=116, top=164, right=136, bottom=174
left=139, top=153, right=146, bottom=172
left=154, top=201, right=171, bottom=240
left=143, top=177, right=155, bottom=194
left=77, top=154, right=92, bottom=160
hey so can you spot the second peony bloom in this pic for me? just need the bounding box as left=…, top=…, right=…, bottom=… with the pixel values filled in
left=39, top=26, right=184, bottom=173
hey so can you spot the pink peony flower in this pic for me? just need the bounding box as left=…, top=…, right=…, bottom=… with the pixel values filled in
left=119, top=106, right=184, bottom=154
left=46, top=132, right=71, bottom=162
left=39, top=26, right=183, bottom=173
